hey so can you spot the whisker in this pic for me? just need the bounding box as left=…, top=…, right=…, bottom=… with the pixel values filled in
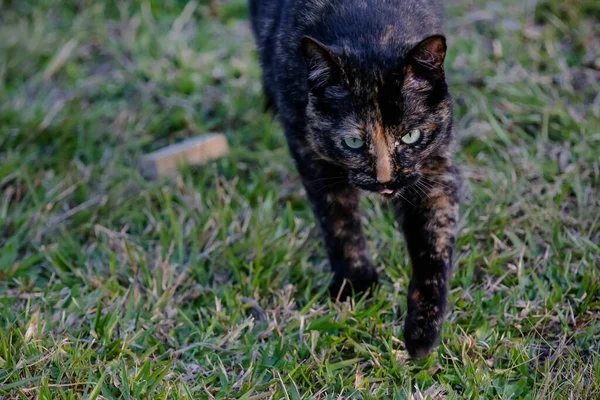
left=418, top=181, right=434, bottom=197
left=418, top=180, right=434, bottom=190
left=412, top=182, right=428, bottom=201
left=304, top=175, right=348, bottom=184
left=315, top=180, right=346, bottom=194
left=421, top=175, right=453, bottom=190
left=396, top=189, right=415, bottom=208
left=416, top=183, right=429, bottom=200
left=407, top=185, right=422, bottom=202
left=406, top=186, right=418, bottom=202
left=423, top=175, right=452, bottom=187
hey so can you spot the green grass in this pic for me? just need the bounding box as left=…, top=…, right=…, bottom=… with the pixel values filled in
left=0, top=0, right=599, bottom=398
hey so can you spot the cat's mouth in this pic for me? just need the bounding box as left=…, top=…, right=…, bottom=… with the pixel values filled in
left=379, top=188, right=396, bottom=197
left=352, top=181, right=402, bottom=197
left=363, top=180, right=419, bottom=198
left=350, top=175, right=418, bottom=197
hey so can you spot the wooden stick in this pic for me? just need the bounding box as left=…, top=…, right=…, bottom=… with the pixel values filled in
left=140, top=134, right=229, bottom=179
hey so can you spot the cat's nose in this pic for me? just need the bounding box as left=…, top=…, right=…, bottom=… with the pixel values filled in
left=376, top=152, right=393, bottom=183
left=377, top=175, right=391, bottom=184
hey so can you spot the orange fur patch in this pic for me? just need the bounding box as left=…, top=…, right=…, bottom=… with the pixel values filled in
left=372, top=124, right=392, bottom=183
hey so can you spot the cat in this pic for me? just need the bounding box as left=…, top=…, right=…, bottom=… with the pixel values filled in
left=249, top=0, right=461, bottom=358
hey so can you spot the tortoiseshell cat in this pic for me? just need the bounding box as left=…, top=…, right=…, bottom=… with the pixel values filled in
left=249, top=0, right=460, bottom=357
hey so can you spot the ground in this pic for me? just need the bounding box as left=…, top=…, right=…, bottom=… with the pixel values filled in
left=0, top=0, right=599, bottom=398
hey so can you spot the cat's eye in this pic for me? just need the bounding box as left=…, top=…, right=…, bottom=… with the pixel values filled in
left=401, top=129, right=421, bottom=145
left=344, top=137, right=364, bottom=149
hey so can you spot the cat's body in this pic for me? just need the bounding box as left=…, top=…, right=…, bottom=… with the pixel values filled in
left=249, top=0, right=461, bottom=358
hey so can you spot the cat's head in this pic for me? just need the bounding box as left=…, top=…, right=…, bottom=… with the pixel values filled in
left=302, top=35, right=453, bottom=197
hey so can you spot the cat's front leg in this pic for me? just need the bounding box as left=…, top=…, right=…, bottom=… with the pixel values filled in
left=396, top=174, right=459, bottom=358
left=296, top=158, right=378, bottom=299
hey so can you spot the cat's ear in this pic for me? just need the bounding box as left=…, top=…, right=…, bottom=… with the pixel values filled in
left=301, top=37, right=343, bottom=89
left=406, top=35, right=446, bottom=79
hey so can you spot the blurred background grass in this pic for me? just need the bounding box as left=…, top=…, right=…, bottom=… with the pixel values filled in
left=0, top=0, right=599, bottom=398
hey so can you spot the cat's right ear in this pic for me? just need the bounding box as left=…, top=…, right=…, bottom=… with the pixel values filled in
left=406, top=35, right=447, bottom=80
left=301, top=37, right=342, bottom=89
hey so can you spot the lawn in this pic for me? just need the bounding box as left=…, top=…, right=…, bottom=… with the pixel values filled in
left=0, top=0, right=599, bottom=398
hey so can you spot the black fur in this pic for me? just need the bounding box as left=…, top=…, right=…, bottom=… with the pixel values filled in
left=250, top=0, right=460, bottom=358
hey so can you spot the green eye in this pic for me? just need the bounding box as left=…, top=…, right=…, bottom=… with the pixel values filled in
left=401, top=129, right=421, bottom=144
left=344, top=137, right=364, bottom=149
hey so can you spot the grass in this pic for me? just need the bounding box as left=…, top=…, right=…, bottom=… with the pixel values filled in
left=0, top=0, right=599, bottom=398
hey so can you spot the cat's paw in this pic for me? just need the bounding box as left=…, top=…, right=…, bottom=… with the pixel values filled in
left=328, top=267, right=378, bottom=300
left=404, top=312, right=442, bottom=358
left=403, top=280, right=448, bottom=358
left=404, top=328, right=439, bottom=359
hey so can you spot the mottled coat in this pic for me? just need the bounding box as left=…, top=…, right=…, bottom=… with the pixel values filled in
left=249, top=0, right=461, bottom=358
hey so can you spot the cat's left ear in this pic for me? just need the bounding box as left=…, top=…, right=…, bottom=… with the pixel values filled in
left=301, top=36, right=344, bottom=89
left=407, top=35, right=447, bottom=79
